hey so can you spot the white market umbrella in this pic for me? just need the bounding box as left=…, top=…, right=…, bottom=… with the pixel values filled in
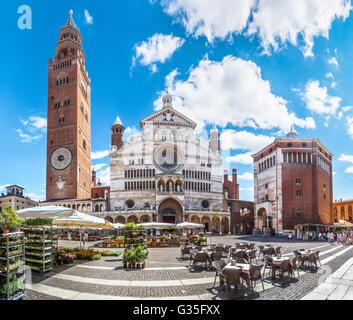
left=176, top=222, right=205, bottom=229
left=135, top=222, right=176, bottom=230
left=53, top=210, right=112, bottom=229
left=53, top=211, right=112, bottom=248
left=112, top=223, right=125, bottom=229
left=17, top=206, right=75, bottom=218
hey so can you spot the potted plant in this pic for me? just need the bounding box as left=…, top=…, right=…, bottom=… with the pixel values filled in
left=0, top=208, right=23, bottom=234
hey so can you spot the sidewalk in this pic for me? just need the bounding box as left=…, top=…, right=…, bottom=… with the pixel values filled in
left=301, top=256, right=353, bottom=300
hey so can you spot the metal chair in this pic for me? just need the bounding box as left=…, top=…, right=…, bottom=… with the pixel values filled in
left=248, top=264, right=265, bottom=293
left=263, top=255, right=273, bottom=279
left=213, top=259, right=227, bottom=287
left=221, top=267, right=243, bottom=293
left=192, top=251, right=208, bottom=269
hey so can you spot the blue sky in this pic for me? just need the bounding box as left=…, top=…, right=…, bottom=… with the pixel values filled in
left=1, top=0, right=353, bottom=202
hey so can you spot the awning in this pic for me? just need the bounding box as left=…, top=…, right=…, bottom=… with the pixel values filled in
left=135, top=222, right=176, bottom=229
left=53, top=211, right=113, bottom=229
left=176, top=222, right=205, bottom=229
left=17, top=206, right=75, bottom=218
left=112, top=223, right=125, bottom=229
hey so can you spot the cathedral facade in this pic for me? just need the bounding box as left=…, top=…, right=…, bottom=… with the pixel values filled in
left=108, top=92, right=231, bottom=233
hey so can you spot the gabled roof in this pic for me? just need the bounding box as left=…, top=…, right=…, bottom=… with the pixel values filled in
left=140, top=106, right=197, bottom=129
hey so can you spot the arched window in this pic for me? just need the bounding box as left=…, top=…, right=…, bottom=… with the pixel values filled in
left=341, top=206, right=345, bottom=220
left=349, top=205, right=352, bottom=221
left=59, top=116, right=65, bottom=124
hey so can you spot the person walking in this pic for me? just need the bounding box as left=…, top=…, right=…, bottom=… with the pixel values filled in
left=327, top=232, right=331, bottom=244
left=67, top=232, right=71, bottom=241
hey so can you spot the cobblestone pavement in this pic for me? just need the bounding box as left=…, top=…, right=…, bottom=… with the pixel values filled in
left=24, top=235, right=352, bottom=300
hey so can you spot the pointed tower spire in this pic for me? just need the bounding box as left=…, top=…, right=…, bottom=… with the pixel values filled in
left=66, top=9, right=76, bottom=27
left=111, top=113, right=125, bottom=150
left=114, top=114, right=123, bottom=126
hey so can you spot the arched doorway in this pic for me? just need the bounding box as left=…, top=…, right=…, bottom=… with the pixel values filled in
left=105, top=216, right=113, bottom=223
left=158, top=198, right=184, bottom=224
left=201, top=216, right=211, bottom=232
left=127, top=216, right=138, bottom=224
left=115, top=216, right=126, bottom=224
left=191, top=215, right=201, bottom=224
left=140, top=215, right=151, bottom=223
left=211, top=217, right=220, bottom=233
left=257, top=208, right=266, bottom=230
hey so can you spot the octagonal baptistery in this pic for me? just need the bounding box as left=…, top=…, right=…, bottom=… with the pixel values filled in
left=108, top=90, right=229, bottom=227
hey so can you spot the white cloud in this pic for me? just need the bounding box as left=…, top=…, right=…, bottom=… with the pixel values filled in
left=84, top=9, right=93, bottom=24
left=347, top=116, right=353, bottom=139
left=132, top=33, right=185, bottom=72
left=92, top=163, right=108, bottom=171
left=24, top=193, right=45, bottom=202
left=302, top=80, right=341, bottom=116
left=238, top=172, right=254, bottom=180
left=96, top=167, right=110, bottom=185
left=239, top=187, right=254, bottom=192
left=221, top=130, right=275, bottom=152
left=125, top=126, right=140, bottom=139
left=161, top=0, right=255, bottom=42
left=328, top=56, right=339, bottom=67
left=159, top=0, right=352, bottom=57
left=339, top=154, right=353, bottom=163
left=326, top=72, right=334, bottom=79
left=91, top=150, right=110, bottom=160
left=154, top=56, right=315, bottom=132
left=330, top=81, right=337, bottom=89
left=16, top=129, right=42, bottom=143
left=227, top=152, right=253, bottom=165
left=345, top=167, right=353, bottom=174
left=0, top=184, right=10, bottom=192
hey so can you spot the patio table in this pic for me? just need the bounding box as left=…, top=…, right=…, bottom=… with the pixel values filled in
left=224, top=263, right=251, bottom=287
left=271, top=257, right=293, bottom=278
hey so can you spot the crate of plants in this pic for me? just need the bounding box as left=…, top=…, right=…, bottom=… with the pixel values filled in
left=0, top=273, right=26, bottom=301
left=0, top=208, right=26, bottom=300
left=22, top=218, right=55, bottom=273
left=122, top=223, right=148, bottom=269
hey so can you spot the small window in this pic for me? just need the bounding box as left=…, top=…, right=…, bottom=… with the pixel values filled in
left=302, top=143, right=307, bottom=147
left=59, top=116, right=65, bottom=124
left=296, top=179, right=301, bottom=185
left=126, top=200, right=134, bottom=209
left=288, top=143, right=293, bottom=147
left=323, top=194, right=326, bottom=200
left=201, top=200, right=210, bottom=209
left=265, top=183, right=268, bottom=189
left=297, top=209, right=301, bottom=217
left=296, top=190, right=302, bottom=197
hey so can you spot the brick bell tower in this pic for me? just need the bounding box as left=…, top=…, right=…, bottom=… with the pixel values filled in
left=111, top=114, right=124, bottom=150
left=46, top=10, right=91, bottom=201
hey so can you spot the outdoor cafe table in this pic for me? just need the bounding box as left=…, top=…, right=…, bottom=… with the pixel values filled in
left=223, top=263, right=251, bottom=288
left=271, top=257, right=293, bottom=278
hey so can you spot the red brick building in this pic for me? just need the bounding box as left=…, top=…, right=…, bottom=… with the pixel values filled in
left=252, top=127, right=333, bottom=235
left=223, top=169, right=255, bottom=234
left=46, top=11, right=91, bottom=201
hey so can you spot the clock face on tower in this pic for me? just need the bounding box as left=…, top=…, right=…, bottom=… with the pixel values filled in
left=50, top=147, right=73, bottom=170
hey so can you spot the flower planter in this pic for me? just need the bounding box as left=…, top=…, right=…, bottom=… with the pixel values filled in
left=2, top=230, right=10, bottom=234
left=141, top=264, right=145, bottom=269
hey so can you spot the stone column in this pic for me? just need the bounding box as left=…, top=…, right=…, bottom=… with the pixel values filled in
left=219, top=217, right=222, bottom=235
left=228, top=218, right=231, bottom=235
